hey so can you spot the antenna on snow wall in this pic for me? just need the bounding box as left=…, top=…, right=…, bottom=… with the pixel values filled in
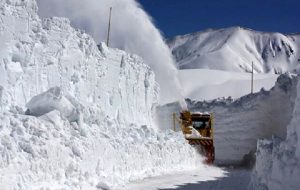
left=106, top=7, right=112, bottom=47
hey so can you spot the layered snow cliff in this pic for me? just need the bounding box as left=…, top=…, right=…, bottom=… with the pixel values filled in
left=0, top=0, right=203, bottom=189
left=251, top=75, right=300, bottom=190
left=157, top=73, right=300, bottom=188
left=157, top=74, right=298, bottom=165
left=167, top=27, right=300, bottom=74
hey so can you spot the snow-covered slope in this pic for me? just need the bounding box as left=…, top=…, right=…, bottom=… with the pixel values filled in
left=0, top=0, right=203, bottom=189
left=178, top=69, right=278, bottom=101
left=167, top=27, right=300, bottom=74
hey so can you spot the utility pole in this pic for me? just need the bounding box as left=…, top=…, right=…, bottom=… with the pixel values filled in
left=251, top=62, right=254, bottom=94
left=173, top=113, right=176, bottom=131
left=106, top=7, right=112, bottom=47
left=28, top=11, right=30, bottom=33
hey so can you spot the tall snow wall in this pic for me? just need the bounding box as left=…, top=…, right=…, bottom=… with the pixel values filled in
left=0, top=0, right=203, bottom=189
left=36, top=0, right=182, bottom=104
left=157, top=74, right=298, bottom=165
left=251, top=76, right=300, bottom=190
left=0, top=0, right=156, bottom=126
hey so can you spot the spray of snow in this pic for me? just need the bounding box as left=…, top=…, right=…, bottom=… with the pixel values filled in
left=36, top=0, right=183, bottom=105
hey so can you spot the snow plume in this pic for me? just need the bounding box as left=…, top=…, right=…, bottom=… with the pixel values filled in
left=37, top=0, right=182, bottom=104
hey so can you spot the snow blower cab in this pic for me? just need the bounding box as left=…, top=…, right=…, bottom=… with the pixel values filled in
left=180, top=111, right=215, bottom=164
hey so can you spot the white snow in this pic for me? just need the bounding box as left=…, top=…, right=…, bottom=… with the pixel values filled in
left=157, top=74, right=298, bottom=166
left=251, top=75, right=300, bottom=190
left=120, top=167, right=227, bottom=190
left=37, top=0, right=183, bottom=104
left=0, top=0, right=205, bottom=189
left=178, top=69, right=278, bottom=100
left=122, top=168, right=251, bottom=190
left=168, top=26, right=300, bottom=189
left=1, top=0, right=300, bottom=189
left=185, top=126, right=204, bottom=139
left=0, top=111, right=203, bottom=189
left=168, top=27, right=300, bottom=74
left=25, top=87, right=80, bottom=122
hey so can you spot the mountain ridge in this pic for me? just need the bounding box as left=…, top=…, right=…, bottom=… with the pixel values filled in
left=167, top=27, right=300, bottom=74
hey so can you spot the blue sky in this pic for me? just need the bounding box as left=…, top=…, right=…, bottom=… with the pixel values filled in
left=138, top=0, right=300, bottom=38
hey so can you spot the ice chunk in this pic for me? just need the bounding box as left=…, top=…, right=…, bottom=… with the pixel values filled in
left=26, top=87, right=80, bottom=122
left=39, top=110, right=65, bottom=129
left=6, top=62, right=23, bottom=73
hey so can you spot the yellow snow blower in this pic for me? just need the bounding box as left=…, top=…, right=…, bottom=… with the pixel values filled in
left=174, top=111, right=215, bottom=164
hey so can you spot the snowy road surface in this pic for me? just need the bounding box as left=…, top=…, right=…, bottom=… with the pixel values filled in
left=120, top=167, right=251, bottom=190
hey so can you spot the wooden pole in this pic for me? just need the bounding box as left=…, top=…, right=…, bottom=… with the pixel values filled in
left=106, top=7, right=112, bottom=47
left=251, top=62, right=254, bottom=94
left=173, top=113, right=176, bottom=131
left=28, top=12, right=30, bottom=33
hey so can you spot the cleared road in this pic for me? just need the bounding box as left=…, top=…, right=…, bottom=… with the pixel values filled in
left=120, top=167, right=251, bottom=190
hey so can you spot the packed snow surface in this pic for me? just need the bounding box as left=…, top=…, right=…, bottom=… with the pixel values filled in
left=122, top=168, right=250, bottom=190
left=120, top=167, right=227, bottom=190
left=0, top=0, right=204, bottom=189
left=168, top=27, right=300, bottom=74
left=178, top=69, right=278, bottom=100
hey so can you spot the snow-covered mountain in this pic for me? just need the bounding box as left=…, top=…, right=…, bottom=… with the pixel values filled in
left=167, top=27, right=300, bottom=74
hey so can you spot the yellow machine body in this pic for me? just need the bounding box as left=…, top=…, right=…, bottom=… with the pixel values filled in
left=176, top=111, right=215, bottom=164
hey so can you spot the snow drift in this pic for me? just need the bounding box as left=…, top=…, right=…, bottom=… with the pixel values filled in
left=0, top=0, right=203, bottom=189
left=36, top=0, right=182, bottom=104
left=167, top=27, right=300, bottom=74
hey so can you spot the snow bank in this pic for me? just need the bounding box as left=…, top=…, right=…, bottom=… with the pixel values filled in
left=0, top=1, right=203, bottom=189
left=157, top=74, right=298, bottom=165
left=0, top=111, right=202, bottom=189
left=0, top=0, right=158, bottom=128
left=251, top=75, right=300, bottom=190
